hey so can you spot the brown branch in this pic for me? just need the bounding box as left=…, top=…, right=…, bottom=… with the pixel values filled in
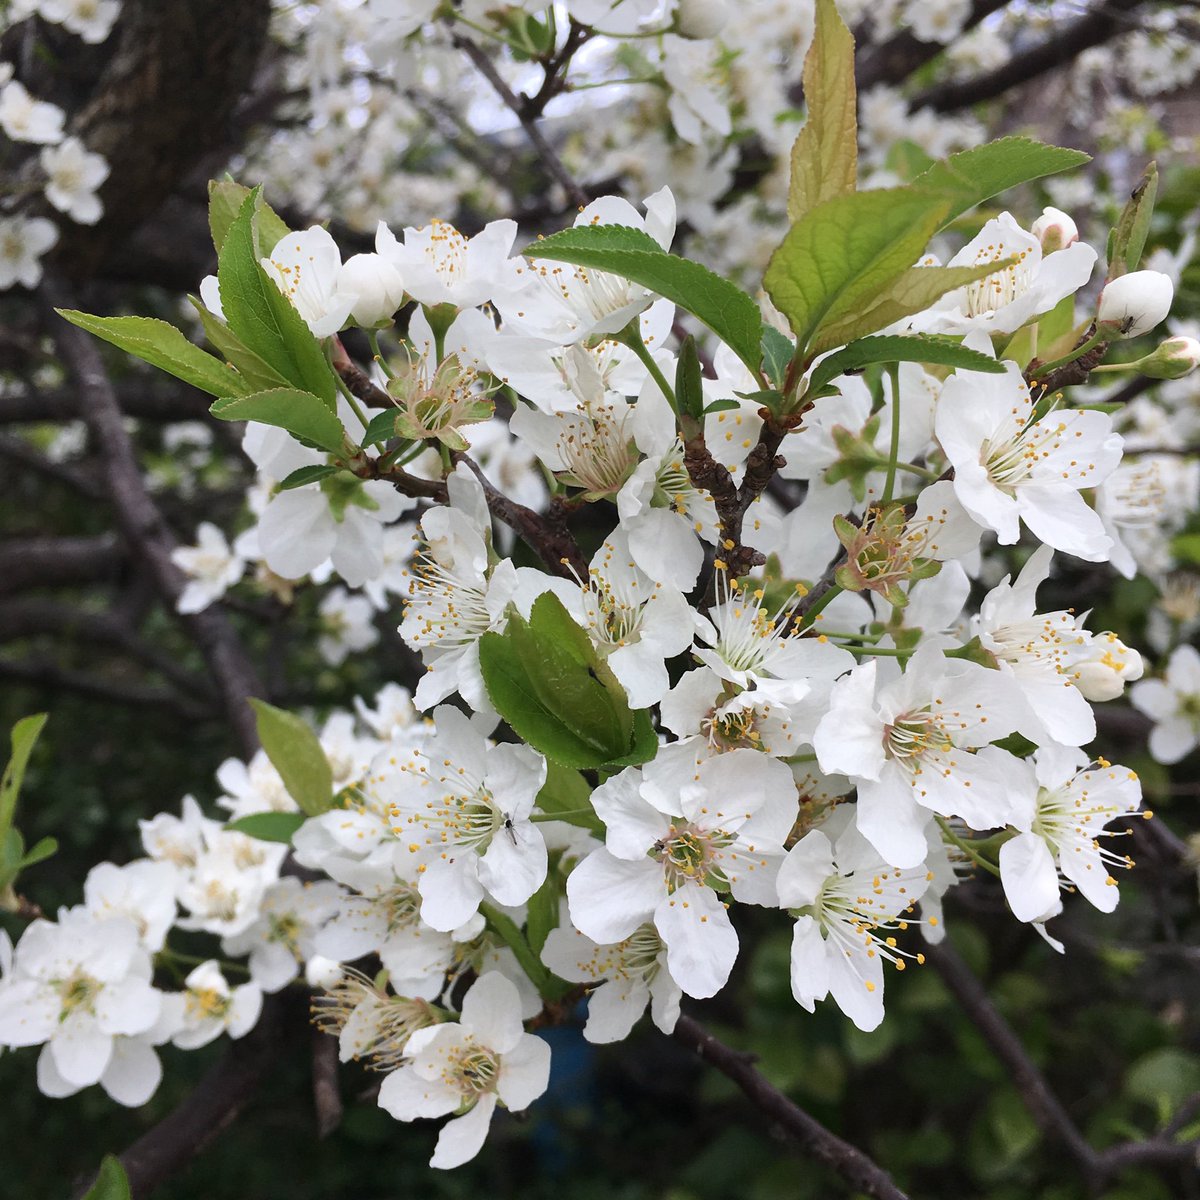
left=912, top=0, right=1146, bottom=113
left=0, top=383, right=212, bottom=425
left=854, top=0, right=1009, bottom=92
left=0, top=434, right=107, bottom=499
left=45, top=278, right=264, bottom=759
left=672, top=1015, right=910, bottom=1200
left=0, top=656, right=212, bottom=720
left=452, top=34, right=590, bottom=209
left=0, top=598, right=216, bottom=699
left=71, top=995, right=302, bottom=1200
left=0, top=534, right=125, bottom=597
left=926, top=939, right=1200, bottom=1188
left=454, top=453, right=588, bottom=578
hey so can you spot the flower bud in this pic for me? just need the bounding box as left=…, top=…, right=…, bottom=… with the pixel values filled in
left=1097, top=270, right=1174, bottom=339
left=339, top=252, right=405, bottom=328
left=675, top=0, right=729, bottom=39
left=1126, top=334, right=1200, bottom=380
left=1030, top=206, right=1078, bottom=253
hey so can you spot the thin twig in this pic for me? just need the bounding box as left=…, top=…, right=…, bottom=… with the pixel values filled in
left=45, top=279, right=265, bottom=758
left=452, top=34, right=589, bottom=208
left=672, top=1015, right=911, bottom=1200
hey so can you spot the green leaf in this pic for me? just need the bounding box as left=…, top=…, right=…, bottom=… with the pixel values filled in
left=765, top=188, right=949, bottom=355
left=603, top=708, right=659, bottom=770
left=278, top=464, right=339, bottom=491
left=787, top=0, right=857, bottom=224
left=189, top=299, right=294, bottom=392
left=0, top=713, right=47, bottom=836
left=226, top=812, right=307, bottom=843
left=702, top=398, right=742, bottom=415
left=1127, top=1048, right=1200, bottom=1122
left=676, top=334, right=705, bottom=426
left=210, top=388, right=346, bottom=454
left=82, top=1156, right=132, bottom=1200
left=760, top=326, right=794, bottom=390
left=360, top=408, right=400, bottom=447
left=1107, top=161, right=1158, bottom=279
left=810, top=258, right=1017, bottom=355
left=806, top=334, right=1006, bottom=396
left=479, top=594, right=640, bottom=769
left=526, top=225, right=764, bottom=375
left=479, top=901, right=569, bottom=1002
left=525, top=869, right=559, bottom=955
left=208, top=179, right=290, bottom=257
left=248, top=699, right=334, bottom=817
left=218, top=190, right=337, bottom=405
left=912, top=137, right=1091, bottom=232
left=535, top=761, right=602, bottom=834
left=17, top=835, right=57, bottom=870
left=56, top=311, right=253, bottom=400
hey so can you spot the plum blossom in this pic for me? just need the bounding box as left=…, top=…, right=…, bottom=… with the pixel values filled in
left=814, top=646, right=1027, bottom=869
left=0, top=909, right=163, bottom=1095
left=567, top=750, right=796, bottom=998
left=779, top=815, right=931, bottom=1031
left=377, top=972, right=550, bottom=1169
left=261, top=225, right=359, bottom=337
left=935, top=356, right=1122, bottom=561
left=160, top=961, right=263, bottom=1050
left=171, top=522, right=245, bottom=614
left=39, top=136, right=109, bottom=224
left=381, top=705, right=548, bottom=932
left=1131, top=644, right=1200, bottom=763
left=999, top=747, right=1142, bottom=924
left=909, top=211, right=1096, bottom=336
left=541, top=921, right=681, bottom=1043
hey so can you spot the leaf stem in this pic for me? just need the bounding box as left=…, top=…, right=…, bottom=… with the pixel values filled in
left=618, top=321, right=678, bottom=414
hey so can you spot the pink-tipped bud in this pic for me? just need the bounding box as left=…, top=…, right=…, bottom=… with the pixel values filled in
left=1097, top=270, right=1174, bottom=339
left=1030, top=206, right=1079, bottom=254
left=1130, top=335, right=1200, bottom=380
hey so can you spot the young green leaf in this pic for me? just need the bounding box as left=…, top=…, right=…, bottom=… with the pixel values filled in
left=218, top=190, right=338, bottom=405
left=760, top=325, right=795, bottom=389
left=764, top=189, right=949, bottom=355
left=360, top=408, right=401, bottom=447
left=526, top=225, right=764, bottom=375
left=535, top=761, right=602, bottom=835
left=17, top=835, right=58, bottom=869
left=479, top=596, right=643, bottom=769
left=787, top=0, right=857, bottom=223
left=225, top=812, right=307, bottom=843
left=525, top=869, right=560, bottom=955
left=209, top=387, right=346, bottom=454
left=1107, top=161, right=1158, bottom=280
left=806, top=334, right=1006, bottom=396
left=912, top=137, right=1091, bottom=232
left=278, top=464, right=340, bottom=491
left=247, top=698, right=334, bottom=817
left=809, top=257, right=1017, bottom=355
left=56, top=311, right=253, bottom=399
left=82, top=1156, right=132, bottom=1200
left=208, top=178, right=290, bottom=256
left=189, top=299, right=294, bottom=392
left=602, top=708, right=659, bottom=770
left=676, top=334, right=705, bottom=426
left=0, top=713, right=47, bottom=838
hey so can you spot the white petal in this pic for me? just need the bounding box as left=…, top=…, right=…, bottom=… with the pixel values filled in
left=431, top=1094, right=498, bottom=1169
left=567, top=850, right=662, bottom=944
left=654, top=883, right=737, bottom=999
left=461, top=972, right=524, bottom=1055
left=101, top=1038, right=163, bottom=1107
left=496, top=1033, right=551, bottom=1109
left=1000, top=833, right=1061, bottom=923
